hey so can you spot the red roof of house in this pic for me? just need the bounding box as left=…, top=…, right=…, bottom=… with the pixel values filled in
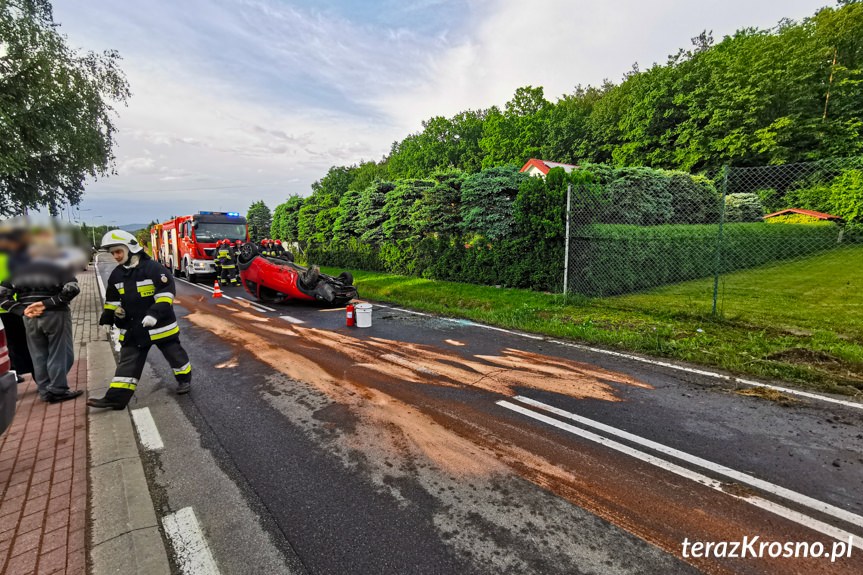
left=519, top=158, right=579, bottom=175
left=763, top=208, right=843, bottom=221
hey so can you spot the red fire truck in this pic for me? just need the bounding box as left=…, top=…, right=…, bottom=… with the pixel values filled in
left=149, top=211, right=248, bottom=283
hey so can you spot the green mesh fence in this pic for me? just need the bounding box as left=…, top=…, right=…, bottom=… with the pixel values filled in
left=565, top=159, right=862, bottom=321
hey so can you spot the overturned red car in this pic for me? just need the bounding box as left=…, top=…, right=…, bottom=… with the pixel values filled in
left=236, top=243, right=358, bottom=306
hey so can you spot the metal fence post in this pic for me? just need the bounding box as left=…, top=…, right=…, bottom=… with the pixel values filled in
left=712, top=166, right=729, bottom=316
left=563, top=183, right=571, bottom=295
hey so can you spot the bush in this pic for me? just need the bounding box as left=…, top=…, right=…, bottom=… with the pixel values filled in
left=764, top=213, right=835, bottom=225
left=605, top=167, right=674, bottom=225
left=665, top=172, right=721, bottom=224
left=460, top=165, right=528, bottom=240
left=724, top=193, right=764, bottom=222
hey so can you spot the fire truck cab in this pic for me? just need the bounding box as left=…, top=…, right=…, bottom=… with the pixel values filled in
left=149, top=211, right=248, bottom=283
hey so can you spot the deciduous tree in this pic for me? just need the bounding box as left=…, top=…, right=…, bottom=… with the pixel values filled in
left=0, top=0, right=130, bottom=216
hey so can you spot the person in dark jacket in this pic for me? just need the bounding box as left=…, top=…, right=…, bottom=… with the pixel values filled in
left=0, top=239, right=81, bottom=403
left=87, top=230, right=191, bottom=410
left=0, top=224, right=34, bottom=381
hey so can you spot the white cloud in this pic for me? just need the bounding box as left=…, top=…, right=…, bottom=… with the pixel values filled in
left=376, top=0, right=830, bottom=130
left=116, top=156, right=156, bottom=175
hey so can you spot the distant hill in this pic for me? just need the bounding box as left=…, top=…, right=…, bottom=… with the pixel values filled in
left=119, top=223, right=149, bottom=233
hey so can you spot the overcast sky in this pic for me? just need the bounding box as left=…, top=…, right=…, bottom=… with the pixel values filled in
left=52, top=0, right=833, bottom=227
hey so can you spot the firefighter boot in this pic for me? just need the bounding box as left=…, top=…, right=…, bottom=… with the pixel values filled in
left=177, top=377, right=191, bottom=395
left=87, top=387, right=132, bottom=410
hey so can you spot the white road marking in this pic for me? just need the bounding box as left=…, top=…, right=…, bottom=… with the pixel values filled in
left=540, top=339, right=863, bottom=411
left=378, top=300, right=862, bottom=411
left=176, top=279, right=274, bottom=312
left=177, top=278, right=234, bottom=301
left=162, top=507, right=221, bottom=575
left=497, top=396, right=863, bottom=545
left=497, top=400, right=863, bottom=548
left=511, top=395, right=863, bottom=528
left=235, top=297, right=276, bottom=312
left=94, top=260, right=107, bottom=299
left=390, top=307, right=430, bottom=317
left=280, top=315, right=305, bottom=324
left=130, top=407, right=164, bottom=451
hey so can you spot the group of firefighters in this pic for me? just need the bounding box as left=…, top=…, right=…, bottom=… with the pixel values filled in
left=213, top=238, right=294, bottom=286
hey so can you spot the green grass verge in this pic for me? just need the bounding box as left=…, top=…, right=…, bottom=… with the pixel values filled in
left=322, top=245, right=863, bottom=396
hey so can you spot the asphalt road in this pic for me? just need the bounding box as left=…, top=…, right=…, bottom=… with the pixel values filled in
left=96, top=257, right=863, bottom=574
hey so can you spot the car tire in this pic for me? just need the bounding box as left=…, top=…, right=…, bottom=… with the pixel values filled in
left=337, top=271, right=354, bottom=285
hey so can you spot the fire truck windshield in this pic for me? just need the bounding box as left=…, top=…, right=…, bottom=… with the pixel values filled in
left=194, top=222, right=247, bottom=242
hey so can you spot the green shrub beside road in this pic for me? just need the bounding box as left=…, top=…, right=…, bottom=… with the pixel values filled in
left=330, top=245, right=863, bottom=395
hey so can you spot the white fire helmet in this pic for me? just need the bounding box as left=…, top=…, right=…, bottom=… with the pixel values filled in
left=100, top=229, right=144, bottom=254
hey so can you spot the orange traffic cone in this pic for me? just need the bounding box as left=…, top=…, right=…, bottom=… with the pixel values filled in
left=213, top=280, right=223, bottom=298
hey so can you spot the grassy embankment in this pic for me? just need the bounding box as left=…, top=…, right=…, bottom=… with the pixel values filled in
left=323, top=246, right=863, bottom=395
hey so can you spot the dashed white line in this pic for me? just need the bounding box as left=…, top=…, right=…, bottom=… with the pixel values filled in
left=509, top=395, right=863, bottom=529
left=176, top=279, right=274, bottom=313
left=280, top=315, right=305, bottom=324
left=130, top=407, right=164, bottom=451
left=162, top=507, right=221, bottom=575
left=235, top=297, right=276, bottom=312
left=497, top=400, right=863, bottom=549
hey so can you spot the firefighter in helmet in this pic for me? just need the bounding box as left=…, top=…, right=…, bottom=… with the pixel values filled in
left=213, top=239, right=223, bottom=276
left=217, top=238, right=239, bottom=285
left=88, top=230, right=192, bottom=409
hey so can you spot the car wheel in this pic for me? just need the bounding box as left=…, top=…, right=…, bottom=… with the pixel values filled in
left=337, top=271, right=354, bottom=285
left=238, top=242, right=257, bottom=263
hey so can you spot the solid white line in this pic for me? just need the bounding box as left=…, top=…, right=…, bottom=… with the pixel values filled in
left=94, top=261, right=107, bottom=300
left=280, top=315, right=305, bottom=324
left=235, top=297, right=276, bottom=312
left=390, top=307, right=429, bottom=317
left=497, top=400, right=863, bottom=549
left=130, top=407, right=164, bottom=451
left=373, top=295, right=862, bottom=410
left=541, top=339, right=863, bottom=411
left=445, top=318, right=544, bottom=340
left=511, top=395, right=863, bottom=529
left=162, top=507, right=221, bottom=575
left=378, top=299, right=862, bottom=410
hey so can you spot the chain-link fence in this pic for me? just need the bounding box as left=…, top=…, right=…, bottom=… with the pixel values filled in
left=564, top=158, right=862, bottom=334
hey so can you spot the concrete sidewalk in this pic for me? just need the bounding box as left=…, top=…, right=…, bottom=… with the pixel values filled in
left=0, top=267, right=170, bottom=575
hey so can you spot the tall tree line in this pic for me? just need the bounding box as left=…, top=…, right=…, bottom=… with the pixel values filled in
left=267, top=2, right=863, bottom=245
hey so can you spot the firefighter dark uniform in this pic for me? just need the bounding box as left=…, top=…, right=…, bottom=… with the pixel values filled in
left=0, top=227, right=34, bottom=379
left=88, top=230, right=191, bottom=410
left=217, top=240, right=238, bottom=285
